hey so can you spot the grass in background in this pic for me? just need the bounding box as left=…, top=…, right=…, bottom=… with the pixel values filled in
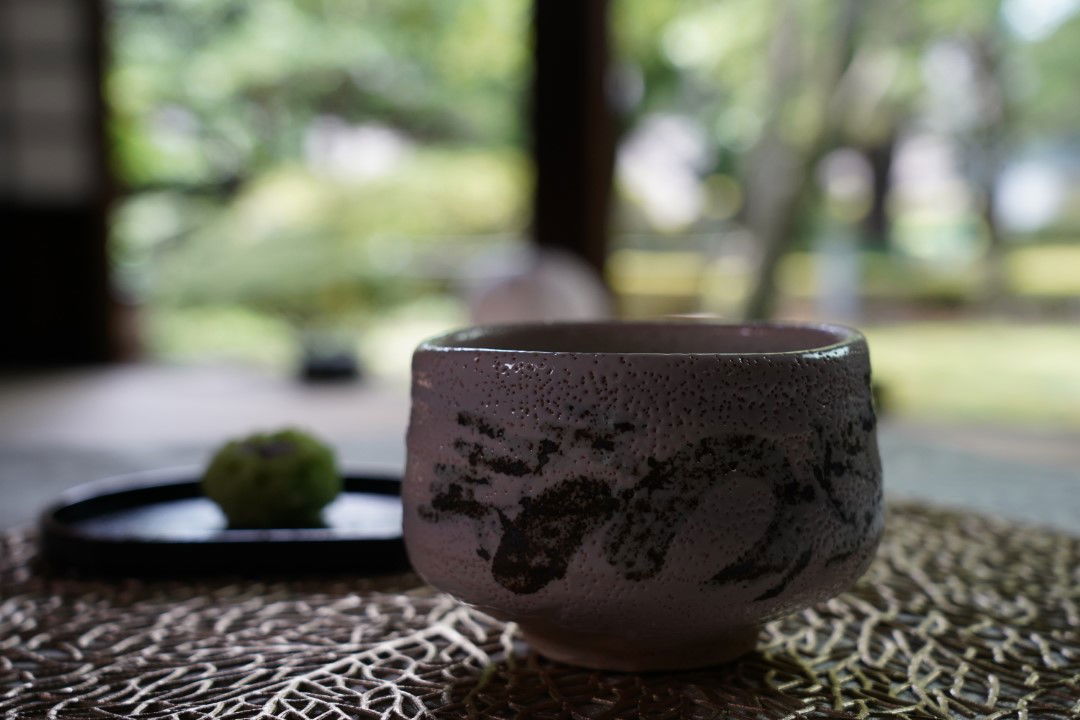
left=864, top=322, right=1080, bottom=429
left=145, top=295, right=468, bottom=383
left=147, top=306, right=294, bottom=368
left=610, top=243, right=1080, bottom=316
left=148, top=305, right=1080, bottom=429
left=1008, top=245, right=1080, bottom=297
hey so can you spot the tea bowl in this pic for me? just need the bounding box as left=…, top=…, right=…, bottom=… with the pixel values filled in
left=403, top=321, right=883, bottom=671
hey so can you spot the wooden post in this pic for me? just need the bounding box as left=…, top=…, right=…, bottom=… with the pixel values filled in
left=530, top=0, right=615, bottom=278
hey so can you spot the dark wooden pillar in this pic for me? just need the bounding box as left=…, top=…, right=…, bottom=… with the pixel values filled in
left=530, top=0, right=615, bottom=277
left=0, top=0, right=114, bottom=366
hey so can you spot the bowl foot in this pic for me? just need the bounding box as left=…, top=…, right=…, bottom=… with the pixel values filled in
left=519, top=623, right=760, bottom=672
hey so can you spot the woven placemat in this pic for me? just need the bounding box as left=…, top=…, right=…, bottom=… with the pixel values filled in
left=1, top=501, right=1078, bottom=719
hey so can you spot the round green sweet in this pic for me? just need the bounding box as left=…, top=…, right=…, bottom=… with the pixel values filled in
left=202, top=429, right=341, bottom=528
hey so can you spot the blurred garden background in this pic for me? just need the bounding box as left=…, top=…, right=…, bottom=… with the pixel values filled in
left=108, top=0, right=1080, bottom=428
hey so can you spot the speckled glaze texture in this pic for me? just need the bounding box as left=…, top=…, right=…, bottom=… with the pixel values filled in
left=403, top=322, right=883, bottom=671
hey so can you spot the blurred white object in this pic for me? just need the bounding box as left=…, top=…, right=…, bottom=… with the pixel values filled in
left=998, top=160, right=1067, bottom=233
left=304, top=117, right=410, bottom=182
left=468, top=248, right=612, bottom=325
left=817, top=148, right=872, bottom=216
left=617, top=114, right=709, bottom=231
left=1002, top=0, right=1080, bottom=41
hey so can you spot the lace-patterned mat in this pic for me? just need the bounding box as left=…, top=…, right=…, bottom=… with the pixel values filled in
left=2, top=501, right=1078, bottom=719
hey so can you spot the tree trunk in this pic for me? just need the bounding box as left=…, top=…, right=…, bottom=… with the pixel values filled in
left=979, top=179, right=1009, bottom=303
left=862, top=134, right=896, bottom=252
left=969, top=30, right=1010, bottom=304
left=741, top=145, right=807, bottom=321
left=741, top=0, right=804, bottom=321
left=743, top=0, right=865, bottom=320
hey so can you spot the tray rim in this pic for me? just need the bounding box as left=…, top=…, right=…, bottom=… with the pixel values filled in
left=37, top=464, right=410, bottom=575
left=40, top=464, right=404, bottom=544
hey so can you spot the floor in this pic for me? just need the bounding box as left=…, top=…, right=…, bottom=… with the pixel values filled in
left=1, top=364, right=1078, bottom=532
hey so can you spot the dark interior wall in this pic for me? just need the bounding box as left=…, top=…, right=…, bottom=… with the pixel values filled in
left=1, top=203, right=112, bottom=364
left=0, top=0, right=114, bottom=366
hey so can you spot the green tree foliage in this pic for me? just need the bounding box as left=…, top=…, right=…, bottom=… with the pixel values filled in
left=110, top=0, right=529, bottom=328
left=112, top=0, right=1080, bottom=332
left=613, top=0, right=1080, bottom=317
left=111, top=0, right=528, bottom=187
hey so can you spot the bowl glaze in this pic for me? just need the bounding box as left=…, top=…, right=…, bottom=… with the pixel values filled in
left=403, top=321, right=883, bottom=671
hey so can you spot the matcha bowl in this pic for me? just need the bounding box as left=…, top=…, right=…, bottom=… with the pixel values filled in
left=403, top=321, right=883, bottom=671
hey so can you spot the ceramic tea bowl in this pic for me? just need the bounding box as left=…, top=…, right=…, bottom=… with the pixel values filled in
left=403, top=321, right=883, bottom=671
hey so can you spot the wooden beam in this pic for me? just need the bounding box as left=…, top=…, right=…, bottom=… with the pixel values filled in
left=529, top=0, right=614, bottom=277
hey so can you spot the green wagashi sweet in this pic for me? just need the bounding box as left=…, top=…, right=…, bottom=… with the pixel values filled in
left=202, top=428, right=341, bottom=528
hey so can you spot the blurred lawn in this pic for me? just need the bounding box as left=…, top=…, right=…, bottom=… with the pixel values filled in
left=1008, top=244, right=1080, bottom=297
left=147, top=306, right=294, bottom=368
left=611, top=243, right=1080, bottom=310
left=146, top=304, right=1080, bottom=429
left=864, top=323, right=1080, bottom=429
left=143, top=242, right=1079, bottom=429
left=146, top=295, right=468, bottom=381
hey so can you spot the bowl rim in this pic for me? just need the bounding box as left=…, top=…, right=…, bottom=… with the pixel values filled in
left=416, top=320, right=865, bottom=358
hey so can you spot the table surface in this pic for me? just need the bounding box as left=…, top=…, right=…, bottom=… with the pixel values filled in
left=1, top=365, right=1079, bottom=719
left=2, top=501, right=1079, bottom=719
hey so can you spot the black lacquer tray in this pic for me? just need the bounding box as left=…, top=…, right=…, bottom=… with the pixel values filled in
left=39, top=467, right=410, bottom=576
